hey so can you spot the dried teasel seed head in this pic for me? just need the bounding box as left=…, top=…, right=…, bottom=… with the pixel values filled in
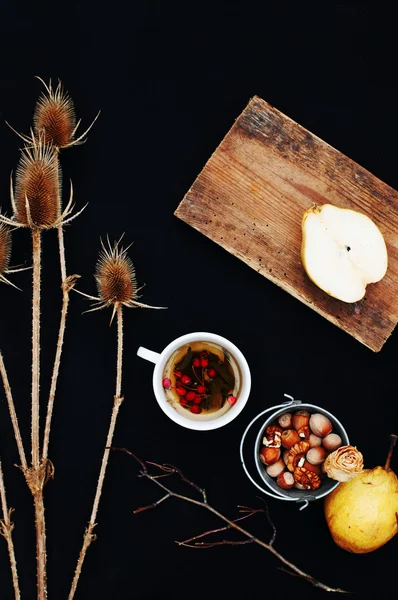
left=14, top=135, right=61, bottom=228
left=95, top=238, right=137, bottom=306
left=0, top=224, right=12, bottom=275
left=34, top=79, right=76, bottom=148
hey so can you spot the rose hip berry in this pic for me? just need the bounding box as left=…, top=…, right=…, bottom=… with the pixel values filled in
left=190, top=405, right=202, bottom=414
left=174, top=370, right=182, bottom=378
left=194, top=396, right=202, bottom=404
left=162, top=378, right=171, bottom=389
left=227, top=395, right=237, bottom=405
left=185, top=391, right=196, bottom=402
left=207, top=368, right=216, bottom=377
left=181, top=375, right=191, bottom=385
left=197, top=385, right=206, bottom=394
left=192, top=358, right=201, bottom=367
left=200, top=357, right=209, bottom=367
left=176, top=387, right=186, bottom=396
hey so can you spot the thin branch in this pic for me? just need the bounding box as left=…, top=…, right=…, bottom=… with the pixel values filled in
left=68, top=305, right=124, bottom=600
left=0, top=353, right=28, bottom=471
left=114, top=449, right=349, bottom=594
left=0, top=460, right=21, bottom=600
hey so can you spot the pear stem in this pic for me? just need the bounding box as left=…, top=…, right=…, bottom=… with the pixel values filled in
left=384, top=434, right=398, bottom=471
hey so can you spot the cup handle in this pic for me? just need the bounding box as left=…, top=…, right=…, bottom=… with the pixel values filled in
left=137, top=347, right=161, bottom=364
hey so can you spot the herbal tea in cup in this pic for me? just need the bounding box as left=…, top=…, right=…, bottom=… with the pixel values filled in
left=161, top=341, right=241, bottom=420
left=137, top=332, right=251, bottom=431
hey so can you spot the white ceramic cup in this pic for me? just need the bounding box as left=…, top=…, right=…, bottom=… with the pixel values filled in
left=137, top=332, right=251, bottom=431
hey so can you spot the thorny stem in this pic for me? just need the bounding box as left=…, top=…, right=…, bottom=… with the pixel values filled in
left=384, top=434, right=398, bottom=471
left=0, top=460, right=21, bottom=600
left=68, top=305, right=124, bottom=600
left=31, top=228, right=41, bottom=469
left=42, top=225, right=75, bottom=460
left=30, top=228, right=48, bottom=600
left=115, top=449, right=349, bottom=594
left=0, top=354, right=28, bottom=471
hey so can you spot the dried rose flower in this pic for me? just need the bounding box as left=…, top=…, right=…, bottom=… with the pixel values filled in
left=324, top=445, right=364, bottom=482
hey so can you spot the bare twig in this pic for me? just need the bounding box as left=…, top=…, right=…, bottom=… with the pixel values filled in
left=113, top=449, right=349, bottom=594
left=0, top=354, right=28, bottom=471
left=0, top=460, right=21, bottom=600
left=68, top=305, right=124, bottom=600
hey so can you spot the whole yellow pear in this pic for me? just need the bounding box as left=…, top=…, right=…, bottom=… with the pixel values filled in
left=324, top=465, right=398, bottom=553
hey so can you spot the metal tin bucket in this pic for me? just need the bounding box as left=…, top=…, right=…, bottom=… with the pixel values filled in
left=240, top=394, right=350, bottom=510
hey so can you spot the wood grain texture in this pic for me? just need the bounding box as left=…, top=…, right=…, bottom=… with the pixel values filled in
left=175, top=96, right=398, bottom=352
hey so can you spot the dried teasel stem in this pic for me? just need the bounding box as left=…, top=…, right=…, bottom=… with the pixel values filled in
left=42, top=224, right=79, bottom=461
left=68, top=305, right=124, bottom=600
left=31, top=228, right=42, bottom=470
left=0, top=354, right=28, bottom=471
left=0, top=460, right=21, bottom=600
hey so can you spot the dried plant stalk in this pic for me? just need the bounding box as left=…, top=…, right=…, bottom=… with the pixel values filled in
left=0, top=354, right=28, bottom=471
left=31, top=228, right=42, bottom=469
left=0, top=460, right=20, bottom=600
left=42, top=224, right=79, bottom=461
left=68, top=305, right=124, bottom=600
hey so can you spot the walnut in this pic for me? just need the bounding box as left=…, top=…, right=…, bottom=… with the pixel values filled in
left=263, top=425, right=283, bottom=448
left=293, top=466, right=322, bottom=490
left=286, top=441, right=311, bottom=472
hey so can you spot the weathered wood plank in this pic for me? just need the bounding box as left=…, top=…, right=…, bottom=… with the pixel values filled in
left=175, top=96, right=398, bottom=352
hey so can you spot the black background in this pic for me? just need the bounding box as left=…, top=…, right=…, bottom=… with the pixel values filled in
left=0, top=2, right=397, bottom=599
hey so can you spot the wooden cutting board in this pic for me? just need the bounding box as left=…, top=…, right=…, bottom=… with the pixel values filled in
left=174, top=96, right=398, bottom=352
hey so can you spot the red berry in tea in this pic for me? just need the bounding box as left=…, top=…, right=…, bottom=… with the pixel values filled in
left=162, top=378, right=171, bottom=389
left=163, top=344, right=239, bottom=416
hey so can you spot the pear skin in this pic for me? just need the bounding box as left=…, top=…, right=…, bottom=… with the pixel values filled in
left=324, top=466, right=398, bottom=553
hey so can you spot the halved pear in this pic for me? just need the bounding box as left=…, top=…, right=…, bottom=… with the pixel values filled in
left=301, top=204, right=388, bottom=303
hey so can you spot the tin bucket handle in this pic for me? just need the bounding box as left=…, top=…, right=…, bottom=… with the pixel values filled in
left=239, top=394, right=312, bottom=511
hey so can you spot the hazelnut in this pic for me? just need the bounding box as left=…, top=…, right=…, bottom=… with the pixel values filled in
left=266, top=458, right=285, bottom=478
left=309, top=413, right=333, bottom=437
left=322, top=433, right=342, bottom=452
left=292, top=410, right=310, bottom=431
left=297, top=425, right=310, bottom=440
left=281, top=429, right=300, bottom=449
left=277, top=471, right=294, bottom=489
left=306, top=446, right=327, bottom=465
left=259, top=447, right=280, bottom=466
left=309, top=434, right=322, bottom=447
left=278, top=412, right=293, bottom=429
left=282, top=449, right=290, bottom=466
left=303, top=460, right=321, bottom=475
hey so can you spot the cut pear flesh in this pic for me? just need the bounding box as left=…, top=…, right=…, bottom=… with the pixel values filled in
left=301, top=204, right=388, bottom=303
